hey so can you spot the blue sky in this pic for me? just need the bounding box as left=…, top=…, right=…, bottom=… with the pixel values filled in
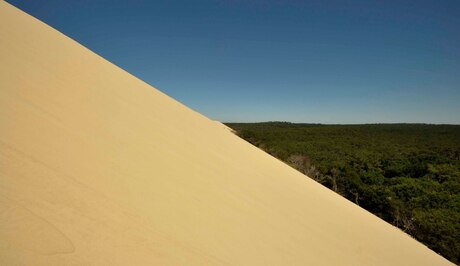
left=7, top=0, right=460, bottom=124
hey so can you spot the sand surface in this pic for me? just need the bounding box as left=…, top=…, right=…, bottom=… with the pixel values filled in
left=0, top=1, right=454, bottom=265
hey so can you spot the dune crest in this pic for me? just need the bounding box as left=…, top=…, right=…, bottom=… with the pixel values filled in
left=0, top=1, right=453, bottom=265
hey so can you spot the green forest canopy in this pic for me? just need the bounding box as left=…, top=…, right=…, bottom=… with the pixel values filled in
left=226, top=123, right=460, bottom=264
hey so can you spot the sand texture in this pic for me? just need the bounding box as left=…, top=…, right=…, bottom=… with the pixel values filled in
left=0, top=1, right=454, bottom=265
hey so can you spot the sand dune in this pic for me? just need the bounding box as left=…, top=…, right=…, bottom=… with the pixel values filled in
left=0, top=1, right=453, bottom=265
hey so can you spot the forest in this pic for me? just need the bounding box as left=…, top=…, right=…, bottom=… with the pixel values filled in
left=226, top=122, right=460, bottom=264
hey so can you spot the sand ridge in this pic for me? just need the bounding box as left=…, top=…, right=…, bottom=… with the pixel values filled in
left=0, top=1, right=454, bottom=265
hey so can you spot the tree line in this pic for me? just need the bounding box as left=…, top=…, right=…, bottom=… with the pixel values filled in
left=226, top=122, right=460, bottom=264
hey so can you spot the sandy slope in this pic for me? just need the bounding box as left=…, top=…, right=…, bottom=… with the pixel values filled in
left=0, top=1, right=453, bottom=265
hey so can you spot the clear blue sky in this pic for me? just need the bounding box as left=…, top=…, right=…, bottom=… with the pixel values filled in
left=7, top=0, right=460, bottom=124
